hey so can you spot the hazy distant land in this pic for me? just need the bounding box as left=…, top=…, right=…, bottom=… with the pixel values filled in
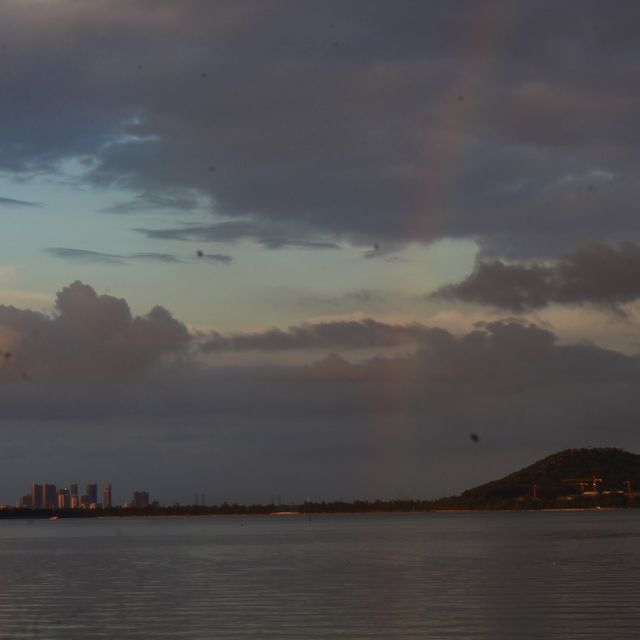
left=4, top=448, right=640, bottom=518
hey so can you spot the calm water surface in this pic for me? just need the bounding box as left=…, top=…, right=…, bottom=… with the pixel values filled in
left=0, top=511, right=639, bottom=639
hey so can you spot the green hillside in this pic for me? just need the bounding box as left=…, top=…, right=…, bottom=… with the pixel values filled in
left=432, top=448, right=640, bottom=510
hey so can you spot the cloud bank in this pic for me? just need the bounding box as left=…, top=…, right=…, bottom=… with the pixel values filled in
left=1, top=282, right=640, bottom=500
left=433, top=243, right=640, bottom=312
left=201, top=319, right=443, bottom=353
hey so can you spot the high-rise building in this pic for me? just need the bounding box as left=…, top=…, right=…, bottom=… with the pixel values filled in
left=31, top=483, right=43, bottom=510
left=70, top=481, right=78, bottom=497
left=19, top=494, right=32, bottom=509
left=133, top=491, right=149, bottom=508
left=86, top=482, right=98, bottom=506
left=58, top=488, right=71, bottom=509
left=71, top=494, right=80, bottom=509
left=43, top=484, right=57, bottom=510
left=102, top=483, right=112, bottom=509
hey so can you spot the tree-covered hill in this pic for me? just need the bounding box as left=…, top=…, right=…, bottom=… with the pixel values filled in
left=431, top=448, right=640, bottom=509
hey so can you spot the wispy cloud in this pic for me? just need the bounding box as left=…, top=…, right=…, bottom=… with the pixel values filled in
left=136, top=221, right=340, bottom=251
left=196, top=253, right=233, bottom=265
left=130, top=252, right=185, bottom=264
left=43, top=248, right=126, bottom=265
left=0, top=196, right=40, bottom=208
left=101, top=192, right=200, bottom=214
left=43, top=247, right=230, bottom=266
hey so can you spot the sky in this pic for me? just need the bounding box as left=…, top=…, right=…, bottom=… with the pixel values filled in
left=1, top=0, right=640, bottom=505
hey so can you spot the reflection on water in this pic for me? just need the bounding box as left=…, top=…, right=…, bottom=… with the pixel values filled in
left=0, top=512, right=639, bottom=638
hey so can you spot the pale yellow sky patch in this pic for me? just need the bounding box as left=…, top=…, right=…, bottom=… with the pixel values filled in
left=0, top=288, right=54, bottom=310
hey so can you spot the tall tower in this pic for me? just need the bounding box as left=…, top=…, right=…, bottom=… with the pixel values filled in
left=31, top=483, right=43, bottom=510
left=86, top=482, right=98, bottom=506
left=43, top=484, right=57, bottom=509
left=102, top=483, right=112, bottom=509
left=70, top=481, right=78, bottom=497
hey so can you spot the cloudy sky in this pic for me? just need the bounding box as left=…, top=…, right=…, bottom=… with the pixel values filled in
left=1, top=0, right=640, bottom=505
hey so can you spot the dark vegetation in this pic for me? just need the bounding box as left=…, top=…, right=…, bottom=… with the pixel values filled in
left=430, top=447, right=640, bottom=510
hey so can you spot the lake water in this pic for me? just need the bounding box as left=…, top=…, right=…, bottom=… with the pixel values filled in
left=0, top=511, right=639, bottom=639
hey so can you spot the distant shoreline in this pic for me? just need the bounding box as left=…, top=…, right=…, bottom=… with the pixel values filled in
left=0, top=506, right=634, bottom=521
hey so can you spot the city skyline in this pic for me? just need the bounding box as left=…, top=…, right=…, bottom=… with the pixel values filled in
left=17, top=481, right=151, bottom=510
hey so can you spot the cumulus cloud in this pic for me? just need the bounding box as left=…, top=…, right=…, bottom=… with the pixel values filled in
left=433, top=243, right=640, bottom=312
left=0, top=2, right=638, bottom=255
left=0, top=281, right=190, bottom=379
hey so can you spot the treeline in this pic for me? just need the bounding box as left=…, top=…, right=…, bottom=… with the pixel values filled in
left=4, top=495, right=640, bottom=518
left=430, top=493, right=640, bottom=511
left=0, top=499, right=434, bottom=518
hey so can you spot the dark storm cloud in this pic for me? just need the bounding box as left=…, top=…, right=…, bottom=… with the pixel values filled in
left=2, top=1, right=639, bottom=255
left=0, top=196, right=39, bottom=207
left=433, top=242, right=640, bottom=312
left=136, top=222, right=340, bottom=250
left=201, top=319, right=441, bottom=352
left=44, top=248, right=185, bottom=264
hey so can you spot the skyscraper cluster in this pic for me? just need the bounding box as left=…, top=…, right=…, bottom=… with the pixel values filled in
left=17, top=482, right=155, bottom=510
left=19, top=482, right=112, bottom=510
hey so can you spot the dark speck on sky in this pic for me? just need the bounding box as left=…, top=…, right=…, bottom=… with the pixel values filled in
left=470, top=433, right=480, bottom=444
